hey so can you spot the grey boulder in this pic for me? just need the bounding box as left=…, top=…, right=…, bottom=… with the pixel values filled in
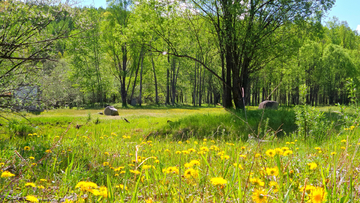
left=104, top=106, right=119, bottom=116
left=258, top=100, right=279, bottom=110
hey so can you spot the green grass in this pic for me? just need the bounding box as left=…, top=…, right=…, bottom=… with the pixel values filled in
left=0, top=107, right=359, bottom=202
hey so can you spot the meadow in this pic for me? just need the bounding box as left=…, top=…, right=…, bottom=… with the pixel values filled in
left=0, top=106, right=360, bottom=203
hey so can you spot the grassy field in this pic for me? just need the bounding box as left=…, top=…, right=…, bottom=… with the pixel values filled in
left=0, top=106, right=359, bottom=202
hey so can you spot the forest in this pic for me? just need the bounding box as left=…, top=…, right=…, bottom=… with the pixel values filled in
left=1, top=0, right=358, bottom=111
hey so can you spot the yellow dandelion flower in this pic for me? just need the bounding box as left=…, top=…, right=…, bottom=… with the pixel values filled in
left=241, top=146, right=246, bottom=150
left=266, top=167, right=279, bottom=177
left=142, top=165, right=154, bottom=170
left=45, top=150, right=52, bottom=153
left=184, top=168, right=199, bottom=179
left=251, top=188, right=267, bottom=203
left=194, top=141, right=198, bottom=144
left=200, top=147, right=209, bottom=152
left=75, top=181, right=98, bottom=192
left=40, top=179, right=47, bottom=182
left=283, top=150, right=293, bottom=156
left=341, top=139, right=346, bottom=143
left=308, top=162, right=317, bottom=170
left=116, top=184, right=128, bottom=190
left=175, top=151, right=182, bottom=154
left=25, top=182, right=36, bottom=187
left=26, top=195, right=39, bottom=203
left=210, top=177, right=227, bottom=186
left=310, top=187, right=327, bottom=203
left=114, top=166, right=125, bottom=172
left=255, top=153, right=261, bottom=158
left=239, top=154, right=246, bottom=159
left=265, top=149, right=276, bottom=157
left=341, top=147, right=346, bottom=150
left=269, top=181, right=279, bottom=193
left=103, top=162, right=110, bottom=167
left=233, top=163, right=243, bottom=169
left=250, top=178, right=265, bottom=187
left=188, top=148, right=196, bottom=153
left=314, top=147, right=321, bottom=150
left=37, top=185, right=45, bottom=189
left=130, top=170, right=141, bottom=175
left=275, top=148, right=283, bottom=155
left=24, top=146, right=31, bottom=151
left=285, top=142, right=290, bottom=145
left=1, top=171, right=15, bottom=178
left=162, top=167, right=179, bottom=174
left=182, top=150, right=190, bottom=155
left=291, top=142, right=295, bottom=144
left=210, top=145, right=219, bottom=151
left=104, top=152, right=110, bottom=156
left=221, top=155, right=230, bottom=160
left=145, top=198, right=153, bottom=203
left=178, top=141, right=182, bottom=144
left=331, top=152, right=336, bottom=155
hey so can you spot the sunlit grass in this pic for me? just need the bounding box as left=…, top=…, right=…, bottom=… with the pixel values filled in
left=0, top=107, right=359, bottom=202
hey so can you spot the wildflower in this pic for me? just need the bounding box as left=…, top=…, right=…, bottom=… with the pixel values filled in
left=130, top=170, right=141, bottom=175
left=197, top=151, right=206, bottom=155
left=266, top=167, right=279, bottom=177
left=239, top=155, right=246, bottom=159
left=200, top=147, right=209, bottom=152
left=194, top=141, right=198, bottom=145
left=331, top=152, right=336, bottom=155
left=341, top=139, right=347, bottom=143
left=341, top=147, right=346, bottom=150
left=32, top=163, right=37, bottom=166
left=26, top=195, right=39, bottom=203
left=283, top=150, right=293, bottom=156
left=24, top=146, right=31, bottom=151
left=155, top=160, right=160, bottom=163
left=241, top=146, right=246, bottom=150
left=233, top=163, right=243, bottom=169
left=310, top=187, right=327, bottom=203
left=265, top=149, right=276, bottom=157
left=103, top=162, right=110, bottom=167
left=188, top=148, right=196, bottom=153
left=40, top=179, right=47, bottom=182
left=314, top=147, right=321, bottom=150
left=203, top=138, right=207, bottom=142
left=269, top=181, right=279, bottom=193
left=250, top=178, right=265, bottom=187
left=1, top=171, right=15, bottom=178
left=210, top=177, right=227, bottom=186
left=178, top=141, right=182, bottom=144
left=104, top=152, right=110, bottom=156
left=275, top=148, right=283, bottom=155
left=162, top=167, right=179, bottom=174
left=210, top=145, right=219, bottom=151
left=164, top=149, right=170, bottom=153
left=45, top=150, right=52, bottom=153
left=300, top=185, right=316, bottom=193
left=282, top=147, right=290, bottom=151
left=255, top=153, right=261, bottom=158
left=308, top=162, right=317, bottom=170
left=182, top=150, right=190, bottom=155
left=175, top=151, right=181, bottom=154
left=75, top=181, right=98, bottom=192
left=142, top=165, right=154, bottom=170
left=37, top=185, right=45, bottom=189
left=114, top=166, right=125, bottom=172
left=25, top=182, right=36, bottom=188
left=251, top=188, right=267, bottom=203
left=221, top=155, right=230, bottom=160
left=116, top=184, right=128, bottom=190
left=94, top=186, right=108, bottom=198
left=286, top=142, right=290, bottom=145
left=291, top=142, right=295, bottom=144
left=186, top=140, right=190, bottom=144
left=184, top=168, right=199, bottom=179
left=145, top=198, right=153, bottom=203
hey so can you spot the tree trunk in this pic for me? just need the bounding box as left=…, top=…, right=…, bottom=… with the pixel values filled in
left=151, top=54, right=159, bottom=105
left=138, top=48, right=144, bottom=106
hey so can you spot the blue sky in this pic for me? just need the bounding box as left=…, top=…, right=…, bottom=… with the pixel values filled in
left=80, top=0, right=360, bottom=31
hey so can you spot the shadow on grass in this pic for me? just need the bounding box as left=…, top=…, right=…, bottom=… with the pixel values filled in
left=151, top=108, right=297, bottom=141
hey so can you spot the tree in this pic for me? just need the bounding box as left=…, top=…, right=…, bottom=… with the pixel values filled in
left=0, top=0, right=81, bottom=114
left=138, top=0, right=335, bottom=108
